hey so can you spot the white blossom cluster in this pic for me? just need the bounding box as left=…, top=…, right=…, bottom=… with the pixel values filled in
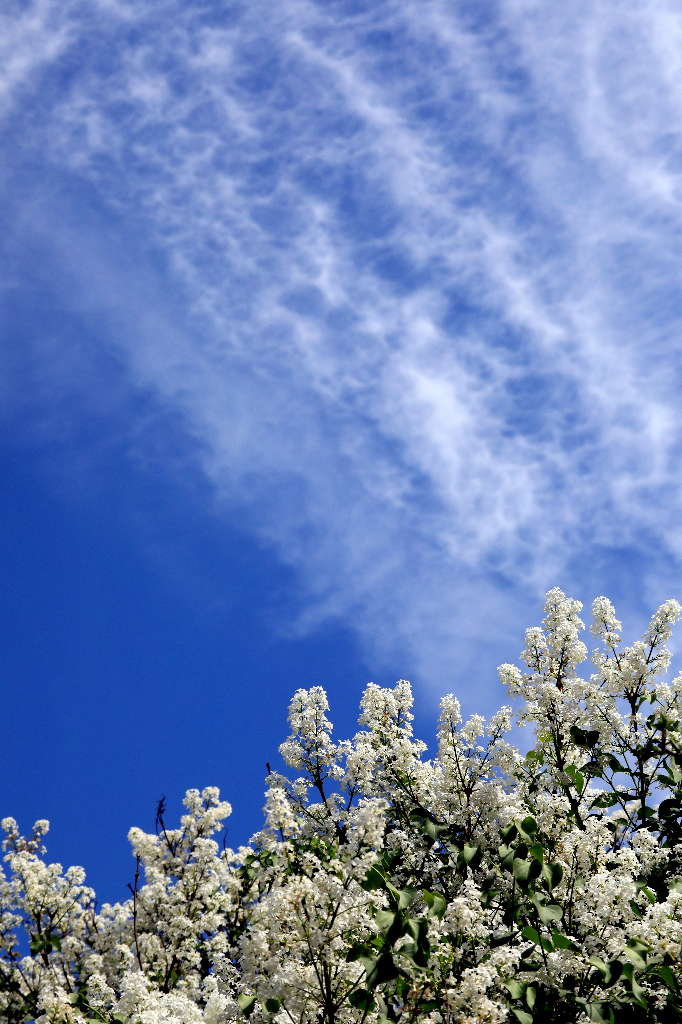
left=1, top=591, right=681, bottom=1024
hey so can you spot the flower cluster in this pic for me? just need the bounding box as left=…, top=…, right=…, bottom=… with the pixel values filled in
left=1, top=591, right=681, bottom=1024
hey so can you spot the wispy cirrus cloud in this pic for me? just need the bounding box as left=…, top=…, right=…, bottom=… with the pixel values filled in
left=2, top=0, right=682, bottom=697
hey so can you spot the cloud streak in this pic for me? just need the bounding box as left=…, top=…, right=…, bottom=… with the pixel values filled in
left=3, top=0, right=682, bottom=697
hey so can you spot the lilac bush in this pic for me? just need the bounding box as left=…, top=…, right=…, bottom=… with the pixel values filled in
left=2, top=590, right=680, bottom=1024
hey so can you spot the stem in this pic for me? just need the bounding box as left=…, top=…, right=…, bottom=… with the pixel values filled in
left=127, top=854, right=144, bottom=972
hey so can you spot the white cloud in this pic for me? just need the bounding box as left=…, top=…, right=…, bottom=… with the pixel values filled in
left=0, top=0, right=75, bottom=116
left=2, top=0, right=682, bottom=697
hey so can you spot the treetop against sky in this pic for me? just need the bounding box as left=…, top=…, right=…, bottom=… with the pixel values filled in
left=2, top=589, right=682, bottom=1023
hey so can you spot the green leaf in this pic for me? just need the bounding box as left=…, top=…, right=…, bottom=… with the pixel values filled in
left=500, top=849, right=515, bottom=872
left=400, top=932, right=430, bottom=968
left=410, top=809, right=446, bottom=840
left=458, top=843, right=482, bottom=871
left=368, top=953, right=400, bottom=986
left=589, top=957, right=625, bottom=987
left=590, top=792, right=618, bottom=809
left=542, top=861, right=563, bottom=890
left=348, top=989, right=375, bottom=1010
left=505, top=981, right=526, bottom=1000
left=347, top=942, right=378, bottom=974
left=637, top=884, right=656, bottom=904
left=405, top=916, right=430, bottom=961
left=398, top=887, right=418, bottom=910
left=570, top=725, right=600, bottom=748
left=551, top=930, right=579, bottom=951
left=525, top=984, right=537, bottom=1009
left=620, top=962, right=648, bottom=1006
left=520, top=960, right=542, bottom=971
left=423, top=889, right=447, bottom=919
left=564, top=764, right=585, bottom=791
left=514, top=857, right=542, bottom=889
left=586, top=1001, right=615, bottom=1024
left=511, top=1010, right=533, bottom=1024
left=653, top=965, right=679, bottom=992
left=625, top=937, right=650, bottom=970
left=589, top=955, right=607, bottom=976
left=520, top=816, right=538, bottom=835
left=375, top=910, right=398, bottom=932
left=522, top=925, right=553, bottom=952
left=514, top=858, right=531, bottom=884
left=383, top=880, right=403, bottom=909
left=603, top=961, right=623, bottom=987
left=265, top=998, right=282, bottom=1013
left=362, top=866, right=387, bottom=891
left=636, top=804, right=656, bottom=820
left=423, top=818, right=440, bottom=840
left=539, top=904, right=563, bottom=925
left=481, top=884, right=500, bottom=909
left=529, top=842, right=545, bottom=863
left=529, top=858, right=543, bottom=884
left=533, top=896, right=563, bottom=925
left=238, top=995, right=257, bottom=1018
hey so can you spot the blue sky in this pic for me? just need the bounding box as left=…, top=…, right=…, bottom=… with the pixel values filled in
left=2, top=0, right=682, bottom=900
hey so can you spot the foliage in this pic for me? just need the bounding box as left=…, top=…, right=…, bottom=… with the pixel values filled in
left=1, top=589, right=681, bottom=1024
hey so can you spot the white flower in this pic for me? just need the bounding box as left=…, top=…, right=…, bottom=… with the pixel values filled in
left=1, top=590, right=680, bottom=1024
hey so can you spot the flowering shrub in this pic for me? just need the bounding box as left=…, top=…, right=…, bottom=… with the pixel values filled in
left=1, top=589, right=681, bottom=1024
